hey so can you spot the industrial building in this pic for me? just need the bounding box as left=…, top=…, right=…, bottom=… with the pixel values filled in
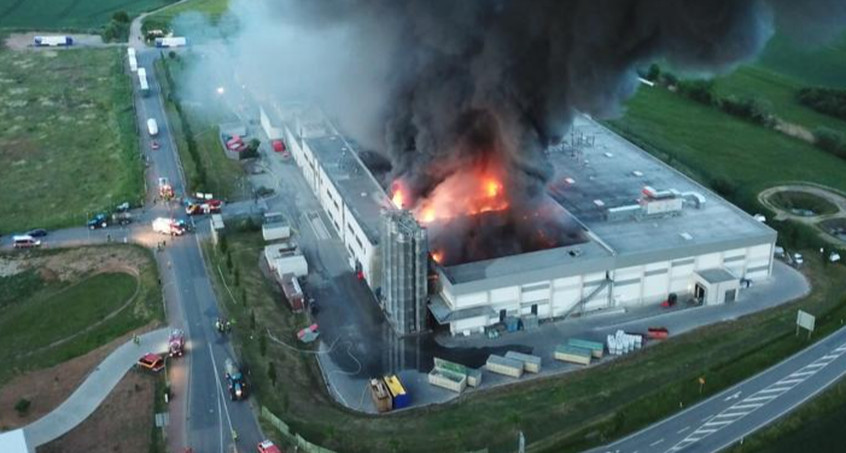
left=262, top=105, right=777, bottom=337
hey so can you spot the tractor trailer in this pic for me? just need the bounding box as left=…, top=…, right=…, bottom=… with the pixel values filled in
left=34, top=36, right=73, bottom=47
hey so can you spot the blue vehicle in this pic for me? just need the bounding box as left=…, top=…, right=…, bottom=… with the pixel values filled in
left=224, top=358, right=247, bottom=401
left=87, top=213, right=108, bottom=230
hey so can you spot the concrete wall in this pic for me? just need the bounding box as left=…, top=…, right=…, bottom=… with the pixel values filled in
left=284, top=126, right=379, bottom=287
left=439, top=239, right=775, bottom=334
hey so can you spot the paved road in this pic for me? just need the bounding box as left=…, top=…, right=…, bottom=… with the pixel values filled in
left=591, top=325, right=846, bottom=453
left=24, top=329, right=170, bottom=446
left=133, top=45, right=265, bottom=451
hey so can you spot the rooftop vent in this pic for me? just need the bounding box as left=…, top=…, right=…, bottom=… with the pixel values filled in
left=680, top=232, right=693, bottom=241
left=593, top=199, right=605, bottom=208
left=604, top=152, right=614, bottom=158
left=632, top=170, right=643, bottom=177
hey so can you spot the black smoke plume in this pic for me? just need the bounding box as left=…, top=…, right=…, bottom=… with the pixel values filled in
left=208, top=0, right=846, bottom=263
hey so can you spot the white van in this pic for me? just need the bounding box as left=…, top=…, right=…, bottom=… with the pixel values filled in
left=147, top=118, right=159, bottom=136
left=13, top=235, right=41, bottom=249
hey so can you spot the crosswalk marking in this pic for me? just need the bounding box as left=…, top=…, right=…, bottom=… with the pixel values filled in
left=806, top=362, right=826, bottom=369
left=759, top=387, right=790, bottom=394
left=776, top=378, right=804, bottom=386
left=821, top=354, right=838, bottom=361
left=730, top=403, right=764, bottom=410
left=745, top=395, right=777, bottom=402
left=790, top=371, right=815, bottom=378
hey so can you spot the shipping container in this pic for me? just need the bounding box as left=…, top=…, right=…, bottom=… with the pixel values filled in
left=554, top=345, right=592, bottom=366
left=427, top=367, right=467, bottom=393
left=279, top=273, right=304, bottom=312
left=369, top=379, right=392, bottom=413
left=129, top=55, right=138, bottom=72
left=383, top=375, right=410, bottom=409
left=155, top=36, right=188, bottom=47
left=147, top=118, right=158, bottom=136
left=466, top=368, right=483, bottom=388
left=567, top=338, right=605, bottom=358
left=485, top=355, right=524, bottom=378
left=504, top=351, right=542, bottom=373
left=647, top=327, right=669, bottom=340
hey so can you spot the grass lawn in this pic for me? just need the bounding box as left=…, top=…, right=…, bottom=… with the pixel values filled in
left=726, top=375, right=846, bottom=453
left=0, top=0, right=176, bottom=31
left=0, top=245, right=163, bottom=382
left=204, top=229, right=846, bottom=453
left=0, top=47, right=143, bottom=234
left=606, top=87, right=846, bottom=211
left=142, top=0, right=231, bottom=36
left=769, top=191, right=839, bottom=216
left=155, top=55, right=246, bottom=200
left=755, top=32, right=846, bottom=89
left=713, top=65, right=846, bottom=133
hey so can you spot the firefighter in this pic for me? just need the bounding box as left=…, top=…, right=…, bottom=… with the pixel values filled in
left=225, top=320, right=232, bottom=333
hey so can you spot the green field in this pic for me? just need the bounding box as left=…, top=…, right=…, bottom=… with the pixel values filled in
left=755, top=33, right=846, bottom=89
left=607, top=87, right=846, bottom=210
left=714, top=65, right=846, bottom=134
left=142, top=0, right=231, bottom=36
left=0, top=245, right=163, bottom=382
left=0, top=47, right=143, bottom=234
left=156, top=55, right=246, bottom=200
left=0, top=0, right=175, bottom=31
left=769, top=191, right=839, bottom=216
left=203, top=228, right=846, bottom=453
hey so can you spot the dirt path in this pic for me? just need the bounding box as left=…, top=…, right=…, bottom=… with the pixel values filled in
left=0, top=323, right=158, bottom=430
left=759, top=183, right=846, bottom=246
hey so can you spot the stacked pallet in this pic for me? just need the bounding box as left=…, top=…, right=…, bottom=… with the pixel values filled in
left=567, top=338, right=605, bottom=359
left=554, top=344, right=592, bottom=366
left=504, top=351, right=542, bottom=373
left=606, top=330, right=643, bottom=356
left=486, top=355, right=525, bottom=378
left=427, top=367, right=467, bottom=393
left=466, top=367, right=483, bottom=388
left=369, top=378, right=392, bottom=413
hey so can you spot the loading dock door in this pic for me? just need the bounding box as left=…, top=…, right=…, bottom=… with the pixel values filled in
left=499, top=309, right=507, bottom=323
left=694, top=283, right=706, bottom=302
left=531, top=304, right=538, bottom=315
left=725, top=289, right=736, bottom=303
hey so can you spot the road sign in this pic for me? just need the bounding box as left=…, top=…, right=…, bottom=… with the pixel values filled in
left=797, top=310, right=816, bottom=339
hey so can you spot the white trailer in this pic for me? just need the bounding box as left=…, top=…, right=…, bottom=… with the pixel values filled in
left=155, top=36, right=187, bottom=48
left=138, top=67, right=149, bottom=96
left=262, top=212, right=291, bottom=241
left=34, top=35, right=73, bottom=47
left=274, top=254, right=308, bottom=278
left=147, top=118, right=159, bottom=136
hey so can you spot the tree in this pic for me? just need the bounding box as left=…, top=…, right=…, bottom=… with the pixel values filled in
left=218, top=234, right=228, bottom=254
left=250, top=310, right=256, bottom=330
left=242, top=287, right=248, bottom=306
left=112, top=11, right=130, bottom=23
left=259, top=332, right=267, bottom=357
left=646, top=63, right=661, bottom=82
left=268, top=361, right=277, bottom=387
left=233, top=268, right=241, bottom=287
left=225, top=251, right=233, bottom=271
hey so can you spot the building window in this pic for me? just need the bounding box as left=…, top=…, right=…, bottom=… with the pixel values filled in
left=355, top=235, right=363, bottom=249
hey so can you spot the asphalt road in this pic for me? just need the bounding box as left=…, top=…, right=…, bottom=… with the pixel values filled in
left=132, top=47, right=264, bottom=451
left=591, top=324, right=846, bottom=453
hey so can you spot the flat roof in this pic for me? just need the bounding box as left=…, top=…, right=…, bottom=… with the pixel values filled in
left=304, top=135, right=391, bottom=243
left=438, top=115, right=776, bottom=291
left=549, top=116, right=775, bottom=258
left=697, top=268, right=738, bottom=284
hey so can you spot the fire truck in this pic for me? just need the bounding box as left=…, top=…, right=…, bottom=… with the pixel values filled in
left=158, top=177, right=174, bottom=200
left=168, top=329, right=185, bottom=357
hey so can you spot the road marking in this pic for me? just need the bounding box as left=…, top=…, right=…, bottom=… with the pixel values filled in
left=790, top=370, right=816, bottom=378
left=777, top=378, right=805, bottom=386
left=806, top=362, right=826, bottom=369
left=208, top=347, right=235, bottom=446
left=677, top=426, right=690, bottom=434
left=731, top=403, right=764, bottom=410
left=835, top=346, right=846, bottom=353
left=702, top=415, right=714, bottom=422
left=724, top=391, right=742, bottom=401
left=714, top=411, right=747, bottom=419
left=821, top=354, right=838, bottom=361
left=759, top=386, right=790, bottom=394
left=744, top=395, right=777, bottom=402
left=649, top=438, right=664, bottom=447
left=704, top=420, right=733, bottom=427
left=694, top=428, right=718, bottom=434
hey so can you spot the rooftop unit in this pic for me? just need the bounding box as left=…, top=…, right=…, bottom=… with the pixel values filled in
left=381, top=210, right=428, bottom=336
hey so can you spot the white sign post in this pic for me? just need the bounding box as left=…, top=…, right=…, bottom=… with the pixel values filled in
left=796, top=310, right=816, bottom=340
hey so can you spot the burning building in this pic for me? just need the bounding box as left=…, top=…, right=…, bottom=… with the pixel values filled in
left=263, top=105, right=775, bottom=336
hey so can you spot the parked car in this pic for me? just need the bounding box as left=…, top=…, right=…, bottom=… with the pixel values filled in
left=257, top=440, right=283, bottom=453
left=151, top=140, right=160, bottom=150
left=25, top=228, right=48, bottom=237
left=87, top=213, right=108, bottom=229
left=13, top=235, right=41, bottom=249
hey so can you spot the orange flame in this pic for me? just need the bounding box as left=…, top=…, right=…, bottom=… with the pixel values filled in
left=432, top=251, right=444, bottom=264
left=391, top=189, right=404, bottom=209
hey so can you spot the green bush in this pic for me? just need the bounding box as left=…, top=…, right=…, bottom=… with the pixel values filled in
left=797, top=87, right=846, bottom=121
left=14, top=398, right=30, bottom=415
left=814, top=127, right=846, bottom=160
left=678, top=79, right=717, bottom=105
left=719, top=96, right=775, bottom=127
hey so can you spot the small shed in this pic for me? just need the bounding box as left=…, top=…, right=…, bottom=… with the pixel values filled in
left=694, top=268, right=740, bottom=306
